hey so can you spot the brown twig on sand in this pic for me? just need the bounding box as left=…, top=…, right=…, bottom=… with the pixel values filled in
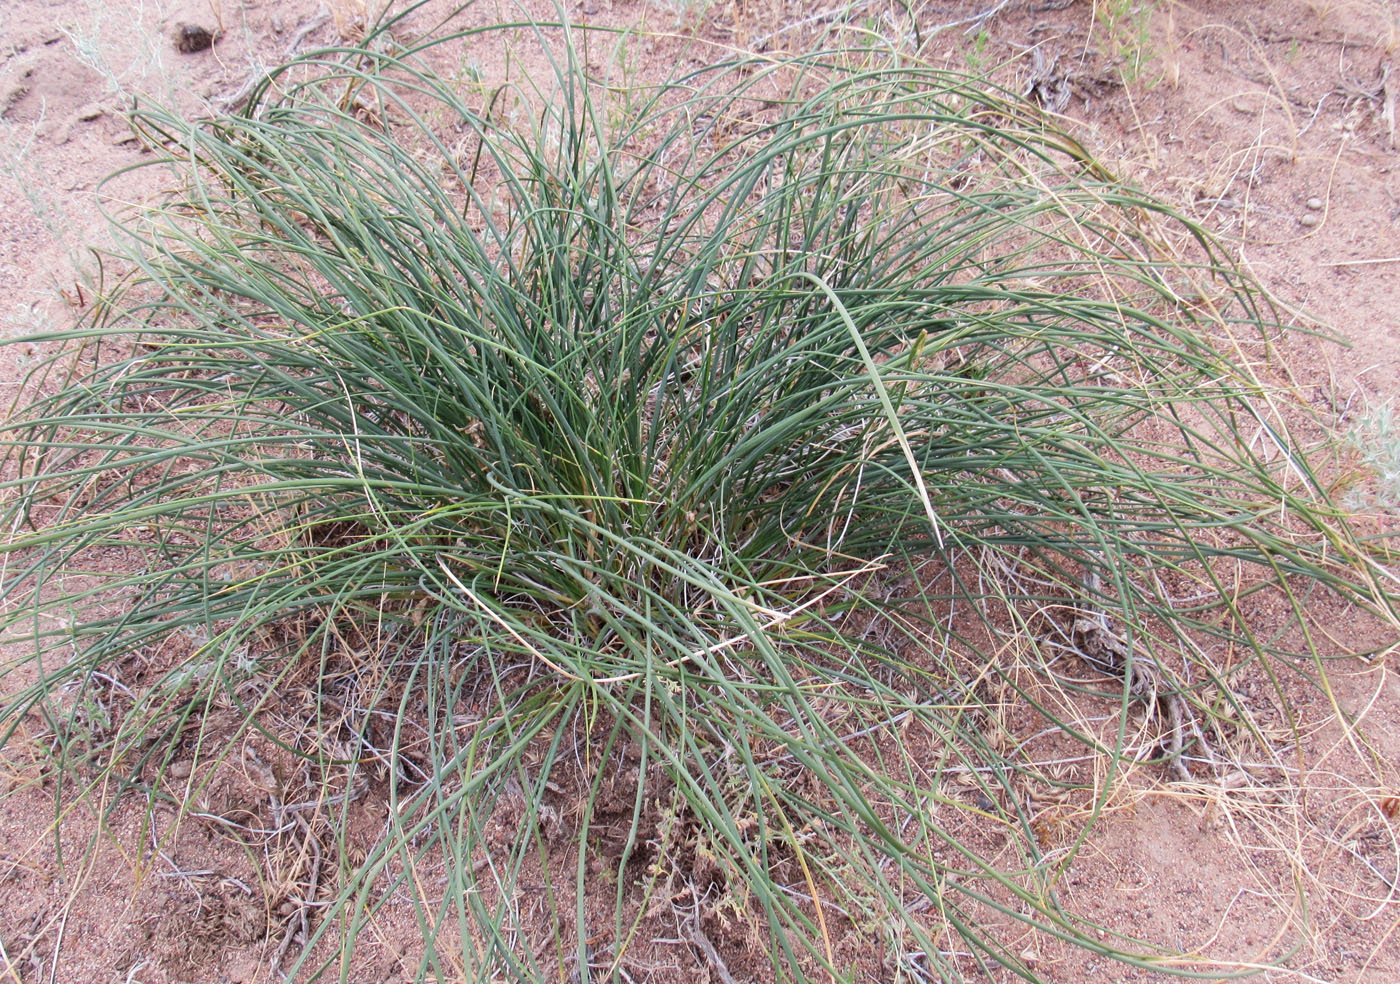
left=680, top=894, right=740, bottom=984
left=216, top=10, right=333, bottom=112
left=926, top=0, right=1019, bottom=38
left=1381, top=57, right=1396, bottom=149
left=0, top=936, right=22, bottom=984
left=1073, top=568, right=1196, bottom=783
left=268, top=811, right=325, bottom=981
left=1322, top=256, right=1400, bottom=267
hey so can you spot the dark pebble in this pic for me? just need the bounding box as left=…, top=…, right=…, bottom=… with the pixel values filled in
left=174, top=23, right=215, bottom=54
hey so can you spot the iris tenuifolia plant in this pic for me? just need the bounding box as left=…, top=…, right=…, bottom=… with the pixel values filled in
left=2, top=8, right=1393, bottom=983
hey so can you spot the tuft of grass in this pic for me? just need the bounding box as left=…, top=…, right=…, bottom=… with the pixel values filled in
left=1347, top=403, right=1400, bottom=510
left=1093, top=0, right=1159, bottom=86
left=1, top=7, right=1394, bottom=982
left=60, top=0, right=179, bottom=107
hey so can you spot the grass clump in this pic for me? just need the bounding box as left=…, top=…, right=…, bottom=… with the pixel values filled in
left=1, top=8, right=1394, bottom=982
left=1347, top=402, right=1400, bottom=510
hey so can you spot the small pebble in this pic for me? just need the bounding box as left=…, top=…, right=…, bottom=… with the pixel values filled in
left=75, top=102, right=103, bottom=121
left=1299, top=213, right=1320, bottom=228
left=173, top=22, right=215, bottom=53
left=1306, top=197, right=1324, bottom=210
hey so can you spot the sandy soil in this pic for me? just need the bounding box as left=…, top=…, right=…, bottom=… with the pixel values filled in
left=1, top=1, right=1398, bottom=982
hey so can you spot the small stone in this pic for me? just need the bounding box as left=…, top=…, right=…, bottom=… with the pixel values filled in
left=1299, top=213, right=1320, bottom=228
left=167, top=759, right=192, bottom=779
left=75, top=102, right=103, bottom=121
left=1306, top=197, right=1324, bottom=210
left=173, top=22, right=215, bottom=53
left=0, top=52, right=40, bottom=115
